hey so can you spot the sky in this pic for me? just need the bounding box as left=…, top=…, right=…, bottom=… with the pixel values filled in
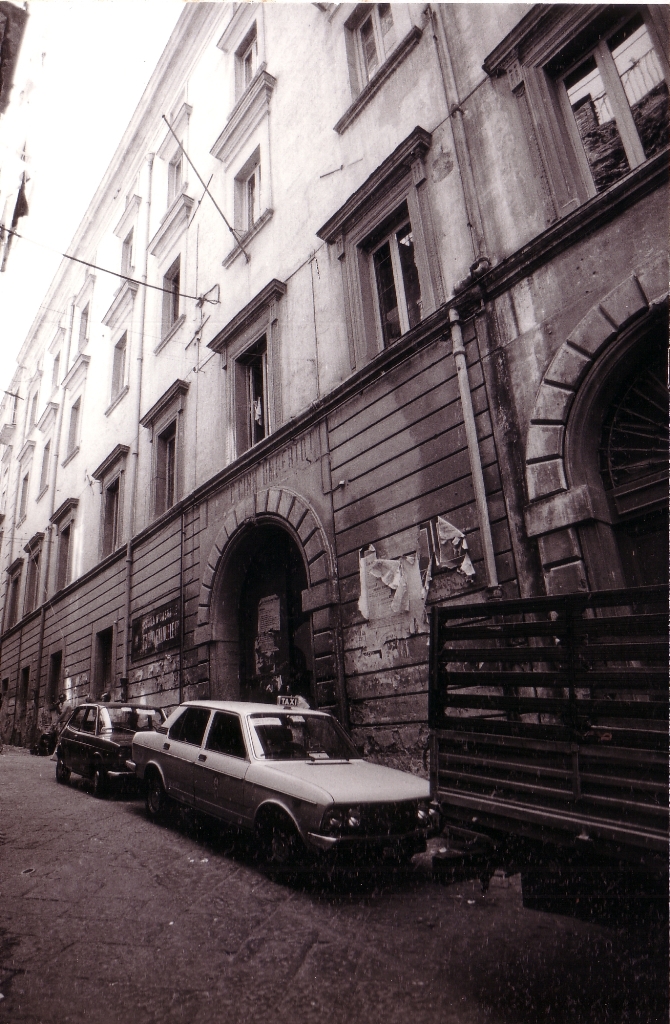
left=0, top=0, right=184, bottom=395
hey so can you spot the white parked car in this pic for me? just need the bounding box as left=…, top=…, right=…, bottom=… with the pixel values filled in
left=129, top=700, right=441, bottom=865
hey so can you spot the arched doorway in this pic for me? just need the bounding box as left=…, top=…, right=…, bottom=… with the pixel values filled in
left=211, top=520, right=315, bottom=705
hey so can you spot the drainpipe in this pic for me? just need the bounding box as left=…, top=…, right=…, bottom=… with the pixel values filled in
left=121, top=153, right=154, bottom=696
left=429, top=5, right=489, bottom=274
left=29, top=297, right=76, bottom=745
left=449, top=307, right=499, bottom=593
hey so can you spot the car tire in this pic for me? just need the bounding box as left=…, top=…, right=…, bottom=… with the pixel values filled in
left=56, top=758, right=71, bottom=785
left=93, top=766, right=107, bottom=798
left=145, top=770, right=166, bottom=820
left=257, top=814, right=305, bottom=869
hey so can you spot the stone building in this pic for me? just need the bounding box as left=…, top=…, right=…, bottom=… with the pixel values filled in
left=0, top=4, right=666, bottom=770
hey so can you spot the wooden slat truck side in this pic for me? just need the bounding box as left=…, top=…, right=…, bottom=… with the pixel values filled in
left=429, top=585, right=668, bottom=876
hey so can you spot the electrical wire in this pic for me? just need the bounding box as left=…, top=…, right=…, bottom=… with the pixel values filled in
left=4, top=227, right=218, bottom=304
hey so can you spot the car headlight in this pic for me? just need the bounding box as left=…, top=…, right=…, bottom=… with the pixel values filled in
left=321, top=806, right=363, bottom=834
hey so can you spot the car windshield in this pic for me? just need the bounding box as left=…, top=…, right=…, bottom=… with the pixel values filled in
left=101, top=707, right=163, bottom=733
left=248, top=713, right=361, bottom=761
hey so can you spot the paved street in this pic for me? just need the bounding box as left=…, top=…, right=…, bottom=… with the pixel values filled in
left=0, top=746, right=665, bottom=1024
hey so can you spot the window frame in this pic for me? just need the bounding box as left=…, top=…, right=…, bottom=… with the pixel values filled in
left=66, top=396, right=81, bottom=459
left=234, top=147, right=263, bottom=235
left=5, top=558, right=23, bottom=630
left=236, top=24, right=259, bottom=97
left=23, top=533, right=44, bottom=615
left=121, top=229, right=134, bottom=277
left=483, top=5, right=670, bottom=216
left=50, top=497, right=78, bottom=593
left=207, top=280, right=285, bottom=462
left=316, top=127, right=441, bottom=368
left=111, top=332, right=127, bottom=400
left=38, top=440, right=51, bottom=497
left=139, top=379, right=189, bottom=520
left=355, top=4, right=396, bottom=87
left=162, top=256, right=182, bottom=340
left=18, top=469, right=30, bottom=521
left=78, top=303, right=89, bottom=352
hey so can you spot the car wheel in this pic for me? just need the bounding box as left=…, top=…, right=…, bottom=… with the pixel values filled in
left=56, top=758, right=71, bottom=785
left=258, top=814, right=305, bottom=869
left=145, top=771, right=166, bottom=820
left=93, top=766, right=107, bottom=798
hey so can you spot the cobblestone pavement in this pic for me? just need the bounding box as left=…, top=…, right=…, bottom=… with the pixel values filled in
left=0, top=747, right=665, bottom=1024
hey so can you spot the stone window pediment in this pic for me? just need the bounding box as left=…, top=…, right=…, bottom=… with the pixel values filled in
left=149, top=193, right=194, bottom=261
left=157, top=102, right=192, bottom=163
left=50, top=496, right=78, bottom=527
left=102, top=279, right=139, bottom=330
left=17, top=438, right=35, bottom=465
left=37, top=402, right=58, bottom=433
left=62, top=353, right=90, bottom=392
left=92, top=444, right=130, bottom=483
left=210, top=66, right=276, bottom=171
left=75, top=272, right=95, bottom=310
left=113, top=195, right=141, bottom=240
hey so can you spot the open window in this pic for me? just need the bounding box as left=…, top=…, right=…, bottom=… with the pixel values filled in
left=484, top=6, right=669, bottom=214
left=236, top=23, right=259, bottom=97
left=50, top=497, right=78, bottom=592
left=207, top=280, right=285, bottom=461
left=316, top=127, right=442, bottom=367
left=92, top=444, right=129, bottom=559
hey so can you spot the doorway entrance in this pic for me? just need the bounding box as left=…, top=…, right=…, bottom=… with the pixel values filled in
left=213, top=522, right=315, bottom=705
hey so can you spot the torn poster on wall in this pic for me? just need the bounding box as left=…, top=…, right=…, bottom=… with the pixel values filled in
left=419, top=516, right=476, bottom=591
left=358, top=545, right=427, bottom=623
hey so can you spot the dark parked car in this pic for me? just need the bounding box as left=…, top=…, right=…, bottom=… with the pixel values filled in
left=55, top=702, right=166, bottom=796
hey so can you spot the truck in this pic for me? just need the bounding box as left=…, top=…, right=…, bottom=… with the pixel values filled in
left=428, top=584, right=667, bottom=911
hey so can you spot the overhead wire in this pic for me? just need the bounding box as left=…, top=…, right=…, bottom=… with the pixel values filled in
left=4, top=226, right=219, bottom=304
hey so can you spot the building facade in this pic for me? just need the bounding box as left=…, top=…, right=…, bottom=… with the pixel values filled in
left=0, top=3, right=666, bottom=772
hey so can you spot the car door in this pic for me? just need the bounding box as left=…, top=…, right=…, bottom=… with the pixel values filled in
left=59, top=706, right=88, bottom=773
left=78, top=706, right=100, bottom=776
left=193, top=711, right=250, bottom=826
left=159, top=706, right=211, bottom=807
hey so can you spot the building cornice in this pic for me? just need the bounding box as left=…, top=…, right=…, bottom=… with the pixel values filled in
left=216, top=3, right=258, bottom=53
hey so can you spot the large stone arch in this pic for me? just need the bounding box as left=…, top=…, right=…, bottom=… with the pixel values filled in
left=196, top=487, right=342, bottom=712
left=523, top=258, right=668, bottom=594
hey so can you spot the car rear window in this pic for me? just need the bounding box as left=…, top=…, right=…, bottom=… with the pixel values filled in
left=205, top=712, right=247, bottom=759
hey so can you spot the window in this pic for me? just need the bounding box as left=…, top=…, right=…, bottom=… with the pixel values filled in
left=367, top=202, right=421, bottom=346
left=168, top=153, right=183, bottom=206
left=67, top=397, right=81, bottom=456
left=557, top=14, right=669, bottom=194
left=29, top=392, right=38, bottom=429
left=78, top=304, right=89, bottom=351
left=102, top=478, right=120, bottom=557
left=81, top=706, right=98, bottom=733
left=6, top=565, right=22, bottom=628
left=39, top=441, right=50, bottom=494
left=168, top=705, right=211, bottom=745
left=94, top=627, right=114, bottom=698
left=162, top=257, right=181, bottom=337
left=56, top=523, right=71, bottom=590
left=205, top=711, right=247, bottom=759
left=316, top=127, right=441, bottom=367
left=18, top=471, right=29, bottom=519
left=156, top=420, right=177, bottom=514
left=51, top=353, right=60, bottom=391
left=236, top=336, right=267, bottom=451
left=235, top=24, right=258, bottom=97
left=121, top=229, right=134, bottom=276
left=484, top=6, right=669, bottom=212
left=23, top=539, right=42, bottom=614
left=47, top=650, right=62, bottom=705
left=139, top=379, right=188, bottom=520
left=19, top=666, right=29, bottom=707
left=112, top=333, right=127, bottom=397
left=234, top=148, right=262, bottom=234
left=356, top=4, right=395, bottom=84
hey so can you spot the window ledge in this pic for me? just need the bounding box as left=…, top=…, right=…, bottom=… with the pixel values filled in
left=105, top=385, right=129, bottom=417
left=334, top=26, right=422, bottom=135
left=223, top=208, right=273, bottom=268
left=61, top=446, right=80, bottom=468
left=36, top=485, right=48, bottom=503
left=155, top=314, right=186, bottom=354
